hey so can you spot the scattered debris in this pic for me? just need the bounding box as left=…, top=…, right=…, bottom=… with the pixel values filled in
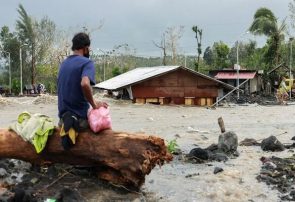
left=257, top=156, right=295, bottom=200
left=147, top=117, right=154, bottom=121
left=0, top=97, right=15, bottom=106
left=33, top=94, right=57, bottom=104
left=187, top=126, right=209, bottom=134
left=225, top=94, right=278, bottom=105
left=185, top=173, right=199, bottom=178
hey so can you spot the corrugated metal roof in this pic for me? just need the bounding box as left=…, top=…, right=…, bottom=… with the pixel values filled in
left=95, top=66, right=179, bottom=90
left=215, top=72, right=256, bottom=79
left=95, top=66, right=234, bottom=90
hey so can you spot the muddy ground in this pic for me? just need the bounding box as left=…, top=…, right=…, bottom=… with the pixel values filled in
left=0, top=94, right=295, bottom=202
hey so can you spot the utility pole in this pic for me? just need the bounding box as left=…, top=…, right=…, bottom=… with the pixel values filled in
left=97, top=49, right=106, bottom=81
left=1, top=51, right=11, bottom=94
left=19, top=43, right=29, bottom=96
left=19, top=47, right=23, bottom=95
left=8, top=52, right=11, bottom=94
left=290, top=37, right=294, bottom=99
left=236, top=41, right=240, bottom=99
left=234, top=31, right=249, bottom=100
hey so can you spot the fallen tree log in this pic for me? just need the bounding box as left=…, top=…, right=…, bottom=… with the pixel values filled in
left=0, top=128, right=172, bottom=188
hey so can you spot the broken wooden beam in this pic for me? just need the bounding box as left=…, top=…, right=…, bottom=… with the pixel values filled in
left=218, top=117, right=226, bottom=133
left=0, top=128, right=172, bottom=188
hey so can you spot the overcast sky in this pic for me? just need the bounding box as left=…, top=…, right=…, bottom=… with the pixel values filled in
left=0, top=0, right=292, bottom=56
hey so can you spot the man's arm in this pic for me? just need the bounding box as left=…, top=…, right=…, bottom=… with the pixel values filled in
left=81, top=76, right=97, bottom=109
left=81, top=76, right=108, bottom=109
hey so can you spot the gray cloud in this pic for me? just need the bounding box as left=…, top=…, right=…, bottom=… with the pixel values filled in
left=0, top=0, right=291, bottom=56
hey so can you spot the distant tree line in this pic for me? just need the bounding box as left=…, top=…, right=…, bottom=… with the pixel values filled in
left=1, top=4, right=295, bottom=94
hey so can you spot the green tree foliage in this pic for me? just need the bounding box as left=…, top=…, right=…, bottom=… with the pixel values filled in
left=11, top=78, right=20, bottom=94
left=0, top=26, right=21, bottom=86
left=228, top=40, right=262, bottom=69
left=203, top=46, right=213, bottom=66
left=249, top=7, right=287, bottom=68
left=111, top=67, right=121, bottom=77
left=212, top=41, right=230, bottom=69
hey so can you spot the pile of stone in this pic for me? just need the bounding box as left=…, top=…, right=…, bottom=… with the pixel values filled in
left=186, top=131, right=239, bottom=163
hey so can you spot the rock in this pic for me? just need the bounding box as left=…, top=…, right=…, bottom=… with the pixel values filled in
left=174, top=134, right=180, bottom=138
left=0, top=168, right=8, bottom=177
left=261, top=136, right=285, bottom=151
left=210, top=153, right=228, bottom=162
left=0, top=187, right=13, bottom=202
left=172, top=148, right=182, bottom=155
left=12, top=188, right=36, bottom=202
left=46, top=165, right=58, bottom=179
left=55, top=188, right=85, bottom=202
left=218, top=131, right=238, bottom=154
left=206, top=144, right=218, bottom=152
left=291, top=136, right=295, bottom=141
left=232, top=150, right=240, bottom=157
left=148, top=179, right=154, bottom=184
left=188, top=148, right=210, bottom=160
left=214, top=167, right=224, bottom=174
left=239, top=138, right=260, bottom=146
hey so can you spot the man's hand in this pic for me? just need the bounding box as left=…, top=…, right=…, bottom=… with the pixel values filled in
left=94, top=101, right=108, bottom=109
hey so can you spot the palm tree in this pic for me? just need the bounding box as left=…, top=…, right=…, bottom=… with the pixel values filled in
left=16, top=4, right=36, bottom=85
left=249, top=7, right=287, bottom=67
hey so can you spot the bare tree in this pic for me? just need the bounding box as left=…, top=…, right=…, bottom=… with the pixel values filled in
left=165, top=26, right=184, bottom=65
left=82, top=19, right=104, bottom=36
left=153, top=33, right=167, bottom=66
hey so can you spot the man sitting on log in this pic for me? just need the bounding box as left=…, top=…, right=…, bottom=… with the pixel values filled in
left=57, top=32, right=107, bottom=149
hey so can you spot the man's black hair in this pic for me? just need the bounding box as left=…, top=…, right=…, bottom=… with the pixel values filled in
left=71, top=32, right=90, bottom=51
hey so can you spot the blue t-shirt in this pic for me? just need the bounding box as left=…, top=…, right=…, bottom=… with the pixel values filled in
left=58, top=55, right=95, bottom=119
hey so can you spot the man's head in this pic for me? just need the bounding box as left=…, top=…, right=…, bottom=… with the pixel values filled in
left=71, top=32, right=91, bottom=58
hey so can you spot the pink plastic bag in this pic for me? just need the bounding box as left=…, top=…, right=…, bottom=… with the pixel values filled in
left=88, top=107, right=112, bottom=133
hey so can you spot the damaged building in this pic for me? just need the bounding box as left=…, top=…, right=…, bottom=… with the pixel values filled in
left=95, top=66, right=234, bottom=106
left=209, top=69, right=263, bottom=94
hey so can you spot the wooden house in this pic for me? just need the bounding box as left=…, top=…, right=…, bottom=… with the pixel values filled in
left=95, top=66, right=234, bottom=106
